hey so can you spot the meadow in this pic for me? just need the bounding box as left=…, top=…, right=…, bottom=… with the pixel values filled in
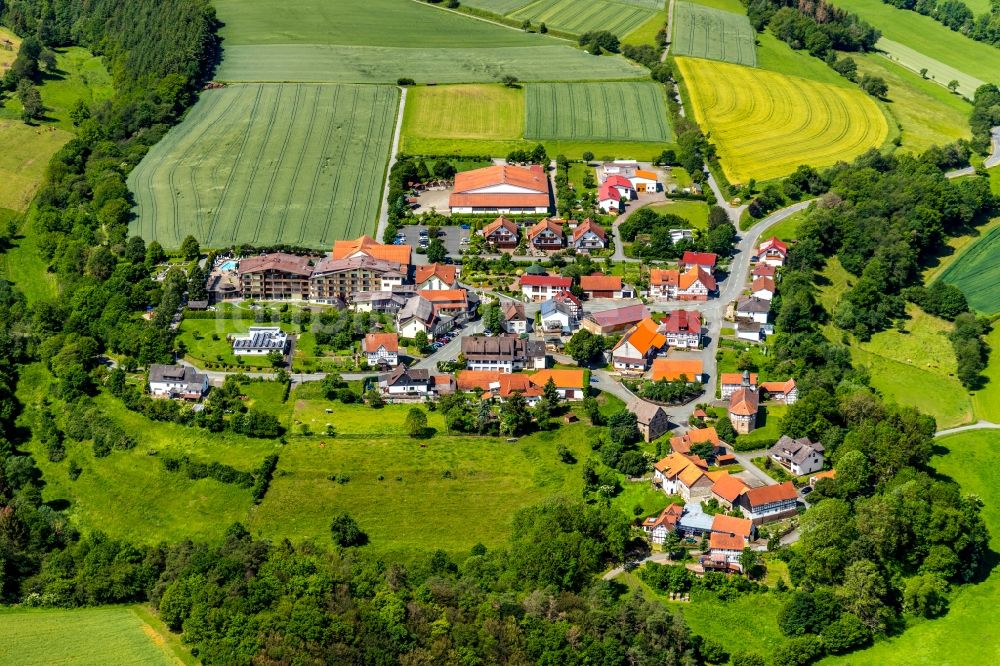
left=0, top=606, right=185, bottom=666
left=676, top=57, right=889, bottom=183
left=849, top=52, right=972, bottom=153
left=0, top=26, right=20, bottom=72
left=823, top=429, right=1000, bottom=665
left=0, top=120, right=72, bottom=211
left=526, top=82, right=673, bottom=143
left=971, top=326, right=1000, bottom=423
left=671, top=1, right=757, bottom=66
left=509, top=0, right=660, bottom=37
left=128, top=83, right=397, bottom=250
left=402, top=84, right=524, bottom=152
left=875, top=38, right=984, bottom=99
left=936, top=223, right=1000, bottom=315
left=832, top=0, right=1000, bottom=87
left=647, top=199, right=710, bottom=228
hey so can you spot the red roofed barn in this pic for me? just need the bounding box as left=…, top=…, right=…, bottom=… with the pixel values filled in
left=450, top=165, right=552, bottom=214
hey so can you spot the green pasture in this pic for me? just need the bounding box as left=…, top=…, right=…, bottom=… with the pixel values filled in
left=755, top=31, right=854, bottom=88
left=876, top=38, right=984, bottom=99
left=216, top=44, right=647, bottom=84
left=0, top=606, right=185, bottom=666
left=526, top=81, right=673, bottom=143
left=128, top=83, right=397, bottom=249
left=510, top=0, right=659, bottom=37
left=646, top=199, right=709, bottom=229
left=971, top=326, right=1000, bottom=423
left=402, top=84, right=524, bottom=152
left=850, top=52, right=971, bottom=154
left=937, top=223, right=1000, bottom=315
left=671, top=2, right=756, bottom=66
left=0, top=212, right=57, bottom=304
left=823, top=429, right=1000, bottom=665
left=621, top=8, right=669, bottom=47
left=402, top=135, right=673, bottom=161
left=460, top=0, right=538, bottom=14
left=832, top=0, right=1000, bottom=87
left=764, top=209, right=806, bottom=241
left=681, top=591, right=786, bottom=655
left=0, top=121, right=72, bottom=212
left=0, top=26, right=20, bottom=71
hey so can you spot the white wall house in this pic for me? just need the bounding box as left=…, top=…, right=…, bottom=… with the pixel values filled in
left=148, top=365, right=209, bottom=399
left=232, top=327, right=288, bottom=356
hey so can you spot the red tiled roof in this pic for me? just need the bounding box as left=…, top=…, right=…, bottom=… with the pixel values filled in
left=452, top=193, right=549, bottom=208
left=363, top=333, right=398, bottom=353
left=572, top=218, right=606, bottom=242
left=660, top=310, right=701, bottom=334
left=554, top=290, right=582, bottom=308
left=651, top=358, right=703, bottom=382
left=709, top=531, right=745, bottom=552
left=684, top=267, right=717, bottom=291
left=614, top=318, right=666, bottom=355
left=526, top=218, right=564, bottom=240
left=760, top=378, right=796, bottom=394
left=728, top=387, right=759, bottom=416
left=604, top=175, right=634, bottom=190
left=599, top=182, right=620, bottom=201
left=753, top=264, right=777, bottom=278
left=482, top=216, right=519, bottom=237
left=681, top=251, right=718, bottom=268
left=721, top=373, right=758, bottom=386
left=580, top=273, right=621, bottom=292
left=752, top=277, right=776, bottom=293
left=415, top=263, right=458, bottom=286
left=759, top=236, right=788, bottom=254
left=743, top=481, right=797, bottom=507
left=453, top=164, right=549, bottom=194
left=711, top=475, right=750, bottom=504
left=520, top=274, right=572, bottom=288
left=332, top=236, right=411, bottom=264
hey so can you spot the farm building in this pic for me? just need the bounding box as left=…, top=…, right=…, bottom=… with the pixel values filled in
left=629, top=169, right=660, bottom=193
left=580, top=274, right=625, bottom=299
left=600, top=160, right=640, bottom=179
left=449, top=165, right=552, bottom=214
left=630, top=399, right=671, bottom=442
left=612, top=318, right=666, bottom=374
left=760, top=378, right=798, bottom=404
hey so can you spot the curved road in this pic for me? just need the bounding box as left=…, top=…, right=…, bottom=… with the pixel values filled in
left=945, top=125, right=1000, bottom=178
left=935, top=420, right=1000, bottom=438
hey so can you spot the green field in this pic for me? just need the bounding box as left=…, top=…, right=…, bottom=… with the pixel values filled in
left=460, top=0, right=537, bottom=13
left=526, top=82, right=673, bottom=142
left=0, top=606, right=185, bottom=666
left=681, top=591, right=786, bottom=656
left=937, top=223, right=1000, bottom=315
left=128, top=83, right=397, bottom=249
left=875, top=38, right=985, bottom=99
left=402, top=84, right=524, bottom=152
left=823, top=429, right=1000, bottom=665
left=621, top=8, right=669, bottom=47
left=849, top=52, right=972, bottom=153
left=0, top=26, right=19, bottom=72
left=0, top=120, right=73, bottom=211
left=671, top=1, right=757, bottom=66
left=510, top=0, right=660, bottom=37
left=647, top=199, right=710, bottom=228
left=764, top=209, right=807, bottom=241
left=971, top=326, right=1000, bottom=423
left=832, top=0, right=1000, bottom=88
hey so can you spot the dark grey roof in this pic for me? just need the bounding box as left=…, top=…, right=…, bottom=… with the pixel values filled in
left=736, top=297, right=771, bottom=314
left=769, top=435, right=824, bottom=465
left=735, top=319, right=762, bottom=333
left=379, top=364, right=431, bottom=386
left=148, top=364, right=207, bottom=393
left=399, top=296, right=435, bottom=324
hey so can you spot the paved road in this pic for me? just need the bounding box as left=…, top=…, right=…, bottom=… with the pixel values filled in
left=661, top=0, right=675, bottom=62
left=412, top=318, right=484, bottom=370
left=177, top=357, right=376, bottom=386
left=610, top=191, right=666, bottom=262
left=375, top=86, right=407, bottom=243
left=945, top=125, right=1000, bottom=178
left=731, top=449, right=776, bottom=487
left=935, top=420, right=1000, bottom=437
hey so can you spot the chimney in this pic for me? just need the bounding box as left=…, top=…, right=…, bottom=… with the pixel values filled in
left=742, top=370, right=750, bottom=387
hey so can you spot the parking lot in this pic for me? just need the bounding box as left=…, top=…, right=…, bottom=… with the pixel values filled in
left=395, top=224, right=471, bottom=264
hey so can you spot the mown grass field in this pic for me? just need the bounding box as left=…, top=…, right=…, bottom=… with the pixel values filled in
left=509, top=0, right=660, bottom=37
left=0, top=120, right=72, bottom=211
left=936, top=224, right=1000, bottom=315
left=832, top=0, right=1000, bottom=87
left=875, top=38, right=984, bottom=99
left=823, top=429, right=1000, bottom=665
left=460, top=0, right=537, bottom=14
left=526, top=82, right=672, bottom=143
left=676, top=57, right=889, bottom=183
left=0, top=26, right=21, bottom=72
left=971, top=326, right=1000, bottom=423
left=764, top=209, right=807, bottom=241
left=849, top=52, right=971, bottom=153
left=402, top=84, right=524, bottom=152
left=621, top=7, right=669, bottom=47
left=647, top=199, right=709, bottom=228
left=0, top=606, right=186, bottom=666
left=128, top=83, right=397, bottom=250
left=671, top=1, right=756, bottom=66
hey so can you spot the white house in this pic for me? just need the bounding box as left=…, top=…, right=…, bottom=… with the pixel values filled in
left=363, top=333, right=399, bottom=368
left=232, top=327, right=288, bottom=356
left=611, top=318, right=665, bottom=374
left=629, top=168, right=660, bottom=193
left=760, top=378, right=798, bottom=404
left=540, top=299, right=575, bottom=333
left=378, top=364, right=434, bottom=399
left=449, top=165, right=552, bottom=215
left=660, top=310, right=702, bottom=349
left=603, top=175, right=636, bottom=200
left=735, top=296, right=770, bottom=324
left=397, top=296, right=437, bottom=338
left=757, top=237, right=788, bottom=267
left=720, top=371, right=756, bottom=399
left=734, top=319, right=764, bottom=342
left=502, top=301, right=528, bottom=334
left=598, top=182, right=624, bottom=214
left=769, top=435, right=824, bottom=475
left=148, top=364, right=208, bottom=400
left=520, top=274, right=572, bottom=301
left=736, top=482, right=799, bottom=525
left=571, top=219, right=607, bottom=252
left=414, top=263, right=459, bottom=291
left=751, top=276, right=776, bottom=301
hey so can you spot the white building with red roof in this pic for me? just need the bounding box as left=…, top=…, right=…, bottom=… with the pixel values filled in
left=520, top=274, right=572, bottom=301
left=757, top=237, right=788, bottom=266
left=660, top=310, right=703, bottom=348
left=598, top=182, right=624, bottom=214
left=571, top=219, right=607, bottom=252
left=480, top=216, right=520, bottom=249
left=603, top=174, right=636, bottom=200
left=680, top=251, right=718, bottom=272
left=450, top=165, right=552, bottom=214
left=363, top=333, right=399, bottom=368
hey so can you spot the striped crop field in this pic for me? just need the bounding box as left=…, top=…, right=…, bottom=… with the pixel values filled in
left=676, top=57, right=888, bottom=183
left=510, top=0, right=659, bottom=37
left=671, top=2, right=756, bottom=66
left=128, top=83, right=398, bottom=250
left=526, top=82, right=673, bottom=143
left=876, top=38, right=985, bottom=99
left=937, top=224, right=1000, bottom=315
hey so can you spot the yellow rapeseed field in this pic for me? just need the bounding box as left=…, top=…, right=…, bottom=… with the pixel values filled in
left=676, top=57, right=889, bottom=184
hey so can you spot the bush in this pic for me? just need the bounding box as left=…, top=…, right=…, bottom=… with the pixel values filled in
left=330, top=512, right=367, bottom=547
left=772, top=636, right=824, bottom=666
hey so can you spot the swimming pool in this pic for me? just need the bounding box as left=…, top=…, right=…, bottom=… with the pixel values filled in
left=220, top=260, right=238, bottom=271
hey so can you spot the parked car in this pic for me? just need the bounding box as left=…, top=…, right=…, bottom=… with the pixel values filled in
left=460, top=224, right=470, bottom=230
left=419, top=228, right=429, bottom=237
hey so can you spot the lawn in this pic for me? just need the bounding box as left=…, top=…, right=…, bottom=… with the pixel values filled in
left=680, top=590, right=786, bottom=655
left=849, top=52, right=971, bottom=154
left=401, top=84, right=524, bottom=153
left=822, top=429, right=1000, bottom=665
left=291, top=394, right=448, bottom=436
left=509, top=0, right=660, bottom=37
left=526, top=81, right=673, bottom=143
left=646, top=199, right=709, bottom=229
left=970, top=326, right=1000, bottom=423
left=0, top=26, right=20, bottom=72
left=0, top=120, right=73, bottom=211
left=0, top=211, right=58, bottom=304
left=832, top=0, right=1000, bottom=88
left=735, top=404, right=787, bottom=448
left=676, top=57, right=888, bottom=183
left=612, top=479, right=677, bottom=517
left=764, top=209, right=807, bottom=242
left=671, top=1, right=757, bottom=66
left=175, top=318, right=299, bottom=368
left=936, top=222, right=1000, bottom=315
left=0, top=606, right=187, bottom=666
left=128, top=83, right=398, bottom=250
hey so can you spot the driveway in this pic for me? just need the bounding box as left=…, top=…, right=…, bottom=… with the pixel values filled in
left=731, top=449, right=776, bottom=487
left=412, top=318, right=484, bottom=370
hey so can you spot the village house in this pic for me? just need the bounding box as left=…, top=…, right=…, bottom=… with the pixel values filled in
left=309, top=255, right=408, bottom=303
left=676, top=503, right=716, bottom=537
left=540, top=298, right=576, bottom=333
left=571, top=219, right=607, bottom=252
left=612, top=318, right=666, bottom=374
left=728, top=386, right=759, bottom=435
left=148, top=364, right=209, bottom=400
left=520, top=274, right=572, bottom=301
left=710, top=474, right=750, bottom=509
left=735, top=296, right=770, bottom=324
left=705, top=532, right=746, bottom=573
left=760, top=378, right=798, bottom=404
left=751, top=276, right=776, bottom=301
left=603, top=174, right=636, bottom=200
left=526, top=218, right=565, bottom=251
left=734, top=319, right=764, bottom=342
left=581, top=303, right=649, bottom=335
left=461, top=336, right=547, bottom=372
left=648, top=267, right=717, bottom=301
left=378, top=364, right=454, bottom=400
left=480, top=215, right=520, bottom=249
left=642, top=504, right=684, bottom=544
left=752, top=263, right=777, bottom=280
left=457, top=371, right=543, bottom=405
left=232, top=327, right=288, bottom=356
left=530, top=368, right=587, bottom=400
left=736, top=482, right=799, bottom=525
left=362, top=333, right=399, bottom=368
left=679, top=251, right=718, bottom=273
left=333, top=235, right=413, bottom=265
left=660, top=310, right=702, bottom=348
left=238, top=253, right=315, bottom=300
left=450, top=165, right=552, bottom=215
left=652, top=452, right=708, bottom=495
left=757, top=236, right=788, bottom=266
left=421, top=289, right=472, bottom=318
left=502, top=301, right=528, bottom=334
left=651, top=358, right=704, bottom=384
left=769, top=435, right=825, bottom=475
left=553, top=290, right=584, bottom=319
left=580, top=273, right=628, bottom=299
left=351, top=290, right=411, bottom=314
left=670, top=427, right=721, bottom=456
left=397, top=295, right=439, bottom=338
left=630, top=168, right=661, bottom=193
left=414, top=263, right=459, bottom=290
left=598, top=182, right=624, bottom=214
left=630, top=399, right=671, bottom=442
left=720, top=372, right=758, bottom=399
